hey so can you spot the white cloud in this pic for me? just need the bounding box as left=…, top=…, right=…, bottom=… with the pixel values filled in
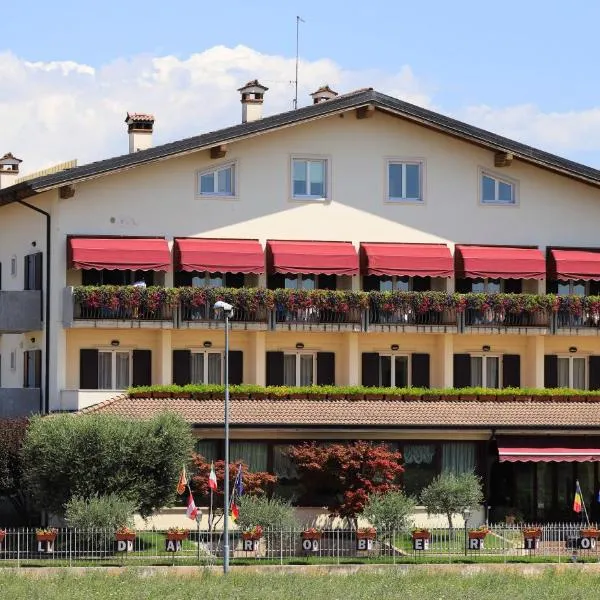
left=2, top=44, right=600, bottom=176
left=0, top=45, right=434, bottom=175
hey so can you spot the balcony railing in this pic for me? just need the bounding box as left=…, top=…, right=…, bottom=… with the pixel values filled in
left=64, top=286, right=600, bottom=334
left=464, top=308, right=550, bottom=328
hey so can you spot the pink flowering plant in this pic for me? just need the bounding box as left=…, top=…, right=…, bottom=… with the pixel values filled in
left=274, top=289, right=368, bottom=314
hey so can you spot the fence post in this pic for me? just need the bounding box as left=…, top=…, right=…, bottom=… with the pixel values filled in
left=17, top=528, right=20, bottom=569
left=280, top=528, right=283, bottom=566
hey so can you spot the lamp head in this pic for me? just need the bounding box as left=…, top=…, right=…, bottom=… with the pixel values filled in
left=214, top=300, right=234, bottom=316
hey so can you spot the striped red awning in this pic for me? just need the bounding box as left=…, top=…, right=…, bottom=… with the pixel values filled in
left=548, top=249, right=600, bottom=281
left=267, top=240, right=358, bottom=275
left=175, top=238, right=264, bottom=274
left=361, top=243, right=453, bottom=277
left=498, top=447, right=600, bottom=463
left=455, top=245, right=545, bottom=279
left=68, top=237, right=170, bottom=271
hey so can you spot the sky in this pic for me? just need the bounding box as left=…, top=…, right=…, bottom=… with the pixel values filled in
left=2, top=0, right=600, bottom=174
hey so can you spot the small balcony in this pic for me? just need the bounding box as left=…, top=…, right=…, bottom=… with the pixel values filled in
left=463, top=307, right=550, bottom=333
left=179, top=301, right=269, bottom=330
left=555, top=297, right=600, bottom=335
left=0, top=290, right=42, bottom=333
left=0, top=388, right=41, bottom=417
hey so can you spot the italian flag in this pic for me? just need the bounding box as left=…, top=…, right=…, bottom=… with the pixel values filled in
left=208, top=462, right=218, bottom=491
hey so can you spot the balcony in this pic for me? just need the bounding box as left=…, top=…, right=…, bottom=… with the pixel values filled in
left=0, top=290, right=42, bottom=333
left=0, top=388, right=41, bottom=417
left=63, top=286, right=600, bottom=337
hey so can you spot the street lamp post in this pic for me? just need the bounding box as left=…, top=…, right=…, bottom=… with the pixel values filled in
left=463, top=508, right=471, bottom=556
left=214, top=300, right=233, bottom=574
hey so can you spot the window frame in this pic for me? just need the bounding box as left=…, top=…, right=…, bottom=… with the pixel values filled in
left=469, top=277, right=503, bottom=293
left=479, top=169, right=518, bottom=206
left=556, top=354, right=588, bottom=390
left=376, top=275, right=412, bottom=292
left=386, top=159, right=424, bottom=203
left=190, top=349, right=224, bottom=385
left=377, top=353, right=411, bottom=387
left=284, top=274, right=317, bottom=290
left=469, top=353, right=502, bottom=389
left=97, top=348, right=133, bottom=390
left=557, top=279, right=588, bottom=296
left=283, top=351, right=317, bottom=386
left=290, top=155, right=330, bottom=201
left=191, top=272, right=225, bottom=288
left=196, top=161, right=237, bottom=198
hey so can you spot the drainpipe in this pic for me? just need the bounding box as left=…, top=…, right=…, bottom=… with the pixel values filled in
left=17, top=200, right=50, bottom=415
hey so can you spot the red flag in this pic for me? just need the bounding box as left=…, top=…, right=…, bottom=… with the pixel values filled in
left=573, top=481, right=583, bottom=513
left=176, top=466, right=187, bottom=495
left=186, top=491, right=198, bottom=520
left=231, top=502, right=239, bottom=521
left=208, top=462, right=217, bottom=491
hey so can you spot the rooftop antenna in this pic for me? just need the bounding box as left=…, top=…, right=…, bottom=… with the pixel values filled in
left=293, top=16, right=305, bottom=109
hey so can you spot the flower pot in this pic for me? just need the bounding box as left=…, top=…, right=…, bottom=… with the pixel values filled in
left=115, top=533, right=136, bottom=542
left=251, top=392, right=268, bottom=400
left=460, top=394, right=477, bottom=401
left=193, top=392, right=213, bottom=400
left=403, top=394, right=422, bottom=401
left=36, top=533, right=57, bottom=543
left=301, top=531, right=322, bottom=540
left=468, top=531, right=488, bottom=540
left=176, top=392, right=192, bottom=399
left=229, top=392, right=250, bottom=400
left=167, top=532, right=189, bottom=542
left=363, top=393, right=384, bottom=400
left=288, top=393, right=308, bottom=400
left=478, top=395, right=496, bottom=402
left=421, top=394, right=441, bottom=401
left=152, top=392, right=172, bottom=399
left=385, top=393, right=403, bottom=401
left=581, top=529, right=600, bottom=539
left=129, top=391, right=147, bottom=399
left=327, top=393, right=347, bottom=400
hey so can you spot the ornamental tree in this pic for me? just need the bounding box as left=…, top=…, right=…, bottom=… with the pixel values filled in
left=0, top=418, right=33, bottom=523
left=22, top=412, right=193, bottom=518
left=190, top=456, right=276, bottom=500
left=287, top=441, right=404, bottom=524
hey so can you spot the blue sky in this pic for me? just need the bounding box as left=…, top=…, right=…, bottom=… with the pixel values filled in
left=2, top=0, right=600, bottom=172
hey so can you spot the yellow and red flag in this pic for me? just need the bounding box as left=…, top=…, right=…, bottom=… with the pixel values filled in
left=176, top=465, right=187, bottom=495
left=573, top=481, right=583, bottom=513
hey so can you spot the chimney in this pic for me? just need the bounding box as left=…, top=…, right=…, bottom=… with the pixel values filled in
left=238, top=80, right=268, bottom=123
left=125, top=113, right=155, bottom=153
left=310, top=85, right=338, bottom=104
left=0, top=152, right=22, bottom=189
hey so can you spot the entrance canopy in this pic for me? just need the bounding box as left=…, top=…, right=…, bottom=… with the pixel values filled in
left=498, top=438, right=600, bottom=462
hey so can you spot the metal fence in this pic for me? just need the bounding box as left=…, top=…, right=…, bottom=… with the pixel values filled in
left=1, top=524, right=600, bottom=566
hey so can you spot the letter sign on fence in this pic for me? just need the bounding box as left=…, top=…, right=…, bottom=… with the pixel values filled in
left=302, top=538, right=319, bottom=553
left=579, top=536, right=596, bottom=550
left=37, top=540, right=54, bottom=553
left=357, top=538, right=373, bottom=551
left=524, top=538, right=539, bottom=551
left=165, top=540, right=182, bottom=552
left=243, top=539, right=259, bottom=552
left=469, top=538, right=484, bottom=550
left=412, top=538, right=429, bottom=551
left=116, top=540, right=134, bottom=553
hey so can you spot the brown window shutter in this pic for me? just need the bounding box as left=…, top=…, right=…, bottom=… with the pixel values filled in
left=132, top=350, right=152, bottom=387
left=229, top=350, right=243, bottom=385
left=589, top=356, right=600, bottom=390
left=316, top=352, right=335, bottom=385
left=502, top=354, right=521, bottom=388
left=453, top=354, right=471, bottom=388
left=544, top=355, right=558, bottom=388
left=411, top=353, right=430, bottom=388
left=172, top=350, right=191, bottom=385
left=80, top=349, right=99, bottom=389
left=361, top=352, right=380, bottom=387
left=266, top=351, right=284, bottom=386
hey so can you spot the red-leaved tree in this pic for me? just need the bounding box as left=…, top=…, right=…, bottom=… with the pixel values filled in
left=287, top=441, right=404, bottom=524
left=191, top=455, right=276, bottom=501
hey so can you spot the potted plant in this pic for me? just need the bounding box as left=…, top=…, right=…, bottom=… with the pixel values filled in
left=411, top=528, right=431, bottom=551
left=35, top=528, right=58, bottom=543
left=301, top=527, right=323, bottom=541
left=580, top=526, right=600, bottom=539
left=468, top=526, right=490, bottom=540
left=242, top=525, right=264, bottom=542
left=522, top=526, right=542, bottom=539
left=166, top=527, right=190, bottom=542
left=356, top=527, right=377, bottom=540
left=115, top=526, right=136, bottom=542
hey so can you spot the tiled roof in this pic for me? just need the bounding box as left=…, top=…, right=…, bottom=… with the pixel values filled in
left=3, top=88, right=600, bottom=206
left=78, top=395, right=600, bottom=429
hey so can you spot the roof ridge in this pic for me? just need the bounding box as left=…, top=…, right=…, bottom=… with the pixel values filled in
left=78, top=393, right=128, bottom=414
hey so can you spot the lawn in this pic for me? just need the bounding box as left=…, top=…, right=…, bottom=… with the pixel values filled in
left=3, top=569, right=600, bottom=600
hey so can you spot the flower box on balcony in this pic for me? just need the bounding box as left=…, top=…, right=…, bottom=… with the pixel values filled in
left=421, top=393, right=441, bottom=401
left=192, top=392, right=213, bottom=400
left=385, top=393, right=403, bottom=401
left=403, top=394, right=422, bottom=401
left=363, top=393, right=385, bottom=401
left=327, top=393, right=347, bottom=400
left=151, top=391, right=172, bottom=399
left=460, top=394, right=477, bottom=401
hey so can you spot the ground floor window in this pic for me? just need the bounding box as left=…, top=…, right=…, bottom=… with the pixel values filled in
left=98, top=350, right=131, bottom=390
left=191, top=351, right=222, bottom=385
left=470, top=355, right=500, bottom=388
left=283, top=353, right=315, bottom=386
left=557, top=356, right=586, bottom=389
left=379, top=355, right=409, bottom=387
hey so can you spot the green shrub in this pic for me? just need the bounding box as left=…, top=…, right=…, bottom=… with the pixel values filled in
left=363, top=491, right=415, bottom=536
left=235, top=496, right=298, bottom=531
left=65, top=493, right=135, bottom=530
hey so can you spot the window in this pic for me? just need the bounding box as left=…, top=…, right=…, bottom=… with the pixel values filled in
left=481, top=172, right=516, bottom=205
left=470, top=355, right=500, bottom=388
left=285, top=274, right=315, bottom=290
left=192, top=273, right=223, bottom=288
left=10, top=255, right=17, bottom=277
left=557, top=280, right=587, bottom=296
left=283, top=353, right=315, bottom=386
left=191, top=351, right=223, bottom=384
left=378, top=354, right=410, bottom=387
left=470, top=278, right=502, bottom=293
left=24, top=252, right=42, bottom=291
left=557, top=356, right=586, bottom=389
left=198, top=163, right=235, bottom=196
left=98, top=350, right=131, bottom=390
left=377, top=276, right=411, bottom=292
left=230, top=442, right=268, bottom=472
left=387, top=161, right=422, bottom=202
left=292, top=158, right=327, bottom=199
left=82, top=269, right=155, bottom=286
left=23, top=349, right=42, bottom=388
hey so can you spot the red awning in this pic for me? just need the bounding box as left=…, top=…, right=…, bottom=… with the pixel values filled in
left=361, top=243, right=453, bottom=278
left=549, top=249, right=600, bottom=281
left=267, top=240, right=358, bottom=275
left=69, top=237, right=171, bottom=271
left=455, top=245, right=545, bottom=279
left=499, top=447, right=600, bottom=463
left=175, top=238, right=264, bottom=274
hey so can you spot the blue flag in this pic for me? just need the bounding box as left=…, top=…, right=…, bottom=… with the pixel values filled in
left=234, top=463, right=244, bottom=497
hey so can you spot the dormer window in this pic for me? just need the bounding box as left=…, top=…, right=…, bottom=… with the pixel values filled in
left=198, top=163, right=236, bottom=197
